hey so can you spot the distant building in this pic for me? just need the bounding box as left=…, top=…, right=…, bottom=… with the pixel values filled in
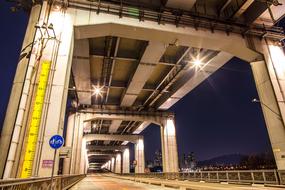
left=181, top=152, right=197, bottom=171
left=154, top=150, right=162, bottom=167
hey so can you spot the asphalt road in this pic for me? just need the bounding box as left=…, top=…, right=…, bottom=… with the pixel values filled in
left=70, top=175, right=284, bottom=190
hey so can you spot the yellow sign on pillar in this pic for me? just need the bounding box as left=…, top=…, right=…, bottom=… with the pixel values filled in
left=21, top=60, right=51, bottom=178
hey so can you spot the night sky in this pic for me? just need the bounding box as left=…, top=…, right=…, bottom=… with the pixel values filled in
left=0, top=1, right=278, bottom=163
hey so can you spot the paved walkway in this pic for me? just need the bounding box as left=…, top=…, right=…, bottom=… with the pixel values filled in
left=71, top=175, right=284, bottom=190
left=70, top=175, right=173, bottom=190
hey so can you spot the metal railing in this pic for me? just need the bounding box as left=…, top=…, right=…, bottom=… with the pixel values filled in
left=68, top=0, right=285, bottom=40
left=0, top=174, right=85, bottom=190
left=123, top=170, right=285, bottom=185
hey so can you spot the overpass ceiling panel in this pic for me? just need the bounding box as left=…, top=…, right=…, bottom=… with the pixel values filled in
left=90, top=57, right=103, bottom=82
left=112, top=59, right=138, bottom=82
left=117, top=38, right=147, bottom=59
left=135, top=90, right=152, bottom=104
left=109, top=120, right=123, bottom=134
left=108, top=88, right=124, bottom=101
left=166, top=0, right=196, bottom=11
left=89, top=37, right=107, bottom=56
left=160, top=45, right=188, bottom=64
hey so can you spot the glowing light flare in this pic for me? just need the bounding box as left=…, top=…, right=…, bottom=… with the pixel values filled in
left=193, top=59, right=202, bottom=66
left=92, top=85, right=104, bottom=98
left=269, top=45, right=285, bottom=79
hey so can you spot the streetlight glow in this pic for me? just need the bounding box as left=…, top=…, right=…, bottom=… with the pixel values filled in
left=92, top=85, right=104, bottom=97
left=193, top=59, right=202, bottom=66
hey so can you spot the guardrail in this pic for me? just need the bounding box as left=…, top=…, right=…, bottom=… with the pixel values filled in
left=0, top=174, right=85, bottom=190
left=123, top=170, right=285, bottom=185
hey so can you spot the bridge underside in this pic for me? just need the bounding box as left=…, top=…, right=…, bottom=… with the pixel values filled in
left=1, top=0, right=285, bottom=180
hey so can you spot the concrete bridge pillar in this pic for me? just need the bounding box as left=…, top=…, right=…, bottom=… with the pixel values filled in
left=161, top=119, right=179, bottom=173
left=108, top=160, right=111, bottom=171
left=115, top=153, right=122, bottom=174
left=135, top=137, right=145, bottom=173
left=63, top=113, right=76, bottom=174
left=250, top=38, right=285, bottom=170
left=1, top=1, right=74, bottom=178
left=122, top=148, right=130, bottom=174
left=111, top=157, right=115, bottom=173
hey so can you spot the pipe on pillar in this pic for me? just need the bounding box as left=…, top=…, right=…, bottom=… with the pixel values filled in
left=122, top=148, right=130, bottom=174
left=161, top=119, right=179, bottom=172
left=115, top=153, right=122, bottom=174
left=135, top=137, right=145, bottom=173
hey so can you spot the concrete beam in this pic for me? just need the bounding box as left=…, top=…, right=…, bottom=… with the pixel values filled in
left=157, top=52, right=234, bottom=110
left=133, top=121, right=151, bottom=134
left=86, top=145, right=128, bottom=151
left=233, top=0, right=255, bottom=18
left=79, top=109, right=172, bottom=125
left=73, top=17, right=260, bottom=62
left=88, top=152, right=116, bottom=157
left=120, top=41, right=165, bottom=107
left=84, top=134, right=143, bottom=143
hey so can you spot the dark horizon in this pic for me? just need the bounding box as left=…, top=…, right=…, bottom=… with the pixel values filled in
left=0, top=1, right=280, bottom=164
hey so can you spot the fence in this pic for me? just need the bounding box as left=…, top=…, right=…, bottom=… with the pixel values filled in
left=0, top=174, right=85, bottom=190
left=123, top=170, right=285, bottom=185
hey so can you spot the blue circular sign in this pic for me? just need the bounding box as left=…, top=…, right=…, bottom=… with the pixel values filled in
left=49, top=135, right=64, bottom=149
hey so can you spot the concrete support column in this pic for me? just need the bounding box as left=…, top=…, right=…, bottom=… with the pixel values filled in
left=74, top=113, right=86, bottom=174
left=80, top=138, right=88, bottom=174
left=161, top=119, right=179, bottom=172
left=250, top=39, right=285, bottom=170
left=122, top=148, right=130, bottom=174
left=63, top=113, right=75, bottom=174
left=135, top=137, right=145, bottom=173
left=115, top=154, right=122, bottom=174
left=31, top=4, right=74, bottom=177
left=108, top=160, right=111, bottom=171
left=0, top=4, right=42, bottom=179
left=69, top=113, right=80, bottom=174
left=111, top=157, right=115, bottom=172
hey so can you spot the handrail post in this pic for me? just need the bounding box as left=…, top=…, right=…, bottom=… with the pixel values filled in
left=262, top=171, right=266, bottom=184
left=226, top=171, right=229, bottom=182
left=251, top=172, right=255, bottom=184
left=237, top=171, right=241, bottom=183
